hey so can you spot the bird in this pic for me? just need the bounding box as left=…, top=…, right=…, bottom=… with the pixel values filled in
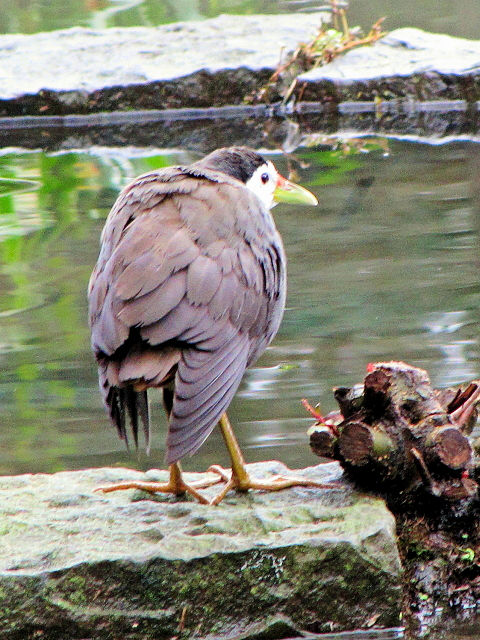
left=88, top=146, right=325, bottom=505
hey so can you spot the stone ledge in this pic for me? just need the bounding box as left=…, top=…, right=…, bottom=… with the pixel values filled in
left=0, top=462, right=402, bottom=639
left=1, top=21, right=480, bottom=117
left=0, top=14, right=326, bottom=116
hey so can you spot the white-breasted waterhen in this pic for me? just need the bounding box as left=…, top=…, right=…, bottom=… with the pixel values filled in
left=88, top=146, right=328, bottom=504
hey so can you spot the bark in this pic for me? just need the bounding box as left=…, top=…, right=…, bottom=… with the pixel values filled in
left=308, top=361, right=480, bottom=503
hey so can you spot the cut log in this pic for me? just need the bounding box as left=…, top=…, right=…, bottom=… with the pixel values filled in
left=307, top=361, right=480, bottom=504
left=424, top=426, right=472, bottom=471
left=337, top=421, right=395, bottom=466
left=338, top=421, right=373, bottom=465
left=446, top=381, right=480, bottom=434
left=334, top=384, right=364, bottom=419
left=307, top=424, right=337, bottom=459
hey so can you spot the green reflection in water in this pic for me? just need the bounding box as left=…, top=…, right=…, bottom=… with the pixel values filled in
left=0, top=151, right=105, bottom=473
left=0, top=0, right=268, bottom=34
left=1, top=0, right=480, bottom=40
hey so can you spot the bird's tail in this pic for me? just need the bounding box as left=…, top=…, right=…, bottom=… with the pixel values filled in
left=99, top=363, right=150, bottom=452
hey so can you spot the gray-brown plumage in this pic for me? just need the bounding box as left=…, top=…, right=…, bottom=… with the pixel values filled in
left=88, top=147, right=287, bottom=466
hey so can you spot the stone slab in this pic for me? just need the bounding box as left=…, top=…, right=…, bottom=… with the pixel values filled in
left=0, top=14, right=326, bottom=116
left=0, top=461, right=402, bottom=639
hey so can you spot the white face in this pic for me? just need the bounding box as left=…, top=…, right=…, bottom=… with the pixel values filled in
left=245, top=161, right=278, bottom=210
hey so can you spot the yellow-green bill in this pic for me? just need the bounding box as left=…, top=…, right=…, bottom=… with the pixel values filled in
left=274, top=176, right=318, bottom=206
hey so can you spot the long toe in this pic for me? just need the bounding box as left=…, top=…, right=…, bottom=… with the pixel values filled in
left=209, top=471, right=343, bottom=505
left=205, top=465, right=232, bottom=482
left=94, top=480, right=210, bottom=505
left=247, top=475, right=343, bottom=491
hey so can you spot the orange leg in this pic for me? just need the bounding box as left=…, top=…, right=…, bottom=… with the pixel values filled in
left=209, top=413, right=341, bottom=505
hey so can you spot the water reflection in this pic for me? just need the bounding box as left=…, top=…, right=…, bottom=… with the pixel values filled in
left=296, top=629, right=404, bottom=640
left=0, top=139, right=478, bottom=478
left=2, top=0, right=480, bottom=41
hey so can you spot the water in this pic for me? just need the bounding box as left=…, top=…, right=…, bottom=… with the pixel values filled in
left=1, top=0, right=480, bottom=41
left=0, top=138, right=479, bottom=479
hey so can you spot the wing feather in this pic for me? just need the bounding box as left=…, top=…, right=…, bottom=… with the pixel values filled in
left=166, top=334, right=249, bottom=464
left=237, top=246, right=262, bottom=292
left=115, top=250, right=163, bottom=300
left=195, top=323, right=238, bottom=352
left=175, top=339, right=247, bottom=413
left=118, top=270, right=187, bottom=327
left=141, top=301, right=208, bottom=345
left=186, top=255, right=222, bottom=306
left=91, top=287, right=129, bottom=355
left=115, top=227, right=199, bottom=302
left=169, top=377, right=242, bottom=453
left=209, top=271, right=238, bottom=319
left=178, top=335, right=243, bottom=384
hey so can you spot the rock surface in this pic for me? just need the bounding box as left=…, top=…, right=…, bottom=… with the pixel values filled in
left=299, top=28, right=480, bottom=102
left=0, top=462, right=402, bottom=639
left=0, top=14, right=327, bottom=116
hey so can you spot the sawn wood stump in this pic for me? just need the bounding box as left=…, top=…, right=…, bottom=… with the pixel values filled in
left=307, top=361, right=480, bottom=505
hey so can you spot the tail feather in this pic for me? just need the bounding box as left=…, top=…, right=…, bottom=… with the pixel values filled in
left=125, top=387, right=139, bottom=448
left=110, top=387, right=127, bottom=445
left=109, top=386, right=151, bottom=452
left=100, top=364, right=151, bottom=452
left=136, top=389, right=151, bottom=454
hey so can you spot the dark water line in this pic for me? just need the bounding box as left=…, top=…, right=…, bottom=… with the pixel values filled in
left=285, top=627, right=405, bottom=639
left=337, top=100, right=471, bottom=114
left=0, top=104, right=274, bottom=130
left=0, top=99, right=476, bottom=133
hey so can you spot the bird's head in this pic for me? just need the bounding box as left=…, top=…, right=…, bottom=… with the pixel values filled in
left=196, top=146, right=318, bottom=210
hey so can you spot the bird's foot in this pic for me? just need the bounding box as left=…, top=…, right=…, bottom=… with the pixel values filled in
left=207, top=464, right=342, bottom=505
left=94, top=466, right=225, bottom=505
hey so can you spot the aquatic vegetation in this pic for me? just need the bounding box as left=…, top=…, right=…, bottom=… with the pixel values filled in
left=248, top=0, right=387, bottom=104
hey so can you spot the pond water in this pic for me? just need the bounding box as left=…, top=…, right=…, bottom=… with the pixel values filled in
left=1, top=0, right=480, bottom=41
left=0, top=136, right=479, bottom=480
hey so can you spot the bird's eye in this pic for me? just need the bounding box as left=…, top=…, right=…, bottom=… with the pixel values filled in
left=261, top=173, right=269, bottom=184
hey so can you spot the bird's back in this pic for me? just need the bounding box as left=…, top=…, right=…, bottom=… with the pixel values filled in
left=88, top=163, right=286, bottom=463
